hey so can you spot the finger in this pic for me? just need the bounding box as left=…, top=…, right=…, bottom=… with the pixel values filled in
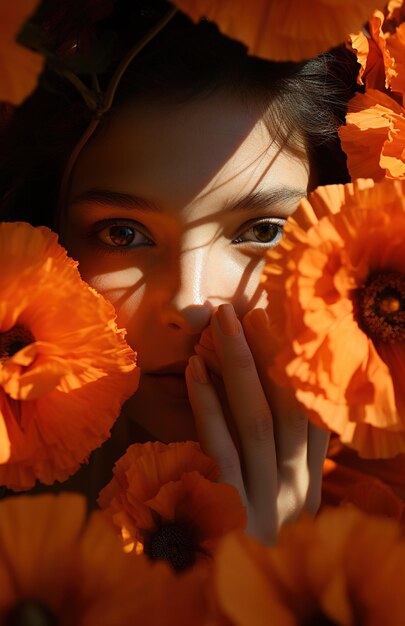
left=210, top=304, right=278, bottom=528
left=243, top=308, right=311, bottom=522
left=306, top=423, right=331, bottom=514
left=194, top=343, right=221, bottom=377
left=185, top=355, right=248, bottom=508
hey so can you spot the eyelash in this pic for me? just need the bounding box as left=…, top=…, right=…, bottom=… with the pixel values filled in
left=89, top=216, right=286, bottom=252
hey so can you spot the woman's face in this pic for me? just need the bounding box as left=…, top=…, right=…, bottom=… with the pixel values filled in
left=62, top=93, right=310, bottom=442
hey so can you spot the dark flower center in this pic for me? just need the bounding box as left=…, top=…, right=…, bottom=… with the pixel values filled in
left=143, top=523, right=197, bottom=571
left=5, top=600, right=57, bottom=626
left=0, top=325, right=35, bottom=362
left=353, top=270, right=405, bottom=343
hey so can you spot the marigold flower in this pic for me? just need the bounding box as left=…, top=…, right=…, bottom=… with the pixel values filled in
left=339, top=89, right=405, bottom=180
left=0, top=0, right=45, bottom=105
left=98, top=441, right=247, bottom=571
left=212, top=508, right=405, bottom=626
left=262, top=179, right=405, bottom=458
left=387, top=22, right=405, bottom=98
left=0, top=222, right=139, bottom=490
left=172, top=0, right=386, bottom=61
left=0, top=493, right=208, bottom=626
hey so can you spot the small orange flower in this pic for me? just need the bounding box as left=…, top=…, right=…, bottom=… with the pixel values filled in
left=348, top=9, right=397, bottom=90
left=0, top=222, right=139, bottom=490
left=172, top=0, right=386, bottom=61
left=212, top=508, right=405, bottom=626
left=262, top=179, right=405, bottom=459
left=387, top=22, right=405, bottom=98
left=339, top=89, right=405, bottom=180
left=0, top=493, right=208, bottom=626
left=0, top=0, right=45, bottom=104
left=98, top=441, right=247, bottom=571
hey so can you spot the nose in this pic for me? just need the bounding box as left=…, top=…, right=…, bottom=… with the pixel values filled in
left=159, top=245, right=217, bottom=334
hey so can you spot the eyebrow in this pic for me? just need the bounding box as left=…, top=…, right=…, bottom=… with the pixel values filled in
left=70, top=186, right=307, bottom=214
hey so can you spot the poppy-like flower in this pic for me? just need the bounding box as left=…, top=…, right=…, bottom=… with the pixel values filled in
left=212, top=507, right=405, bottom=626
left=172, top=0, right=386, bottom=62
left=0, top=0, right=45, bottom=105
left=98, top=441, right=247, bottom=571
left=339, top=89, right=405, bottom=181
left=262, top=179, right=405, bottom=459
left=0, top=222, right=139, bottom=490
left=0, top=492, right=208, bottom=626
left=348, top=9, right=397, bottom=90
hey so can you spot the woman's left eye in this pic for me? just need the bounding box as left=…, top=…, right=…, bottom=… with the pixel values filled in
left=233, top=219, right=285, bottom=246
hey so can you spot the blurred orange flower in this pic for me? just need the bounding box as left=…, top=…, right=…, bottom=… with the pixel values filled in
left=263, top=179, right=405, bottom=459
left=0, top=493, right=208, bottom=626
left=0, top=222, right=139, bottom=490
left=212, top=508, right=405, bottom=626
left=339, top=89, right=405, bottom=180
left=98, top=441, right=247, bottom=571
left=172, top=0, right=386, bottom=61
left=0, top=0, right=45, bottom=104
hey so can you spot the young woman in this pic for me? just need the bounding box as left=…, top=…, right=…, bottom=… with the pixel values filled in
left=0, top=2, right=358, bottom=543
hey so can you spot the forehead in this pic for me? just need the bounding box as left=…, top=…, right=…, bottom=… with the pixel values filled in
left=68, top=93, right=310, bottom=214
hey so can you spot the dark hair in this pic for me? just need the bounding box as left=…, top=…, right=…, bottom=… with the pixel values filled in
left=0, top=0, right=359, bottom=228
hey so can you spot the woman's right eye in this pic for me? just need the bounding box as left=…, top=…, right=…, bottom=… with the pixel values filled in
left=95, top=220, right=154, bottom=249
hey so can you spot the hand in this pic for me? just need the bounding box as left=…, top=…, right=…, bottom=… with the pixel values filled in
left=185, top=303, right=330, bottom=545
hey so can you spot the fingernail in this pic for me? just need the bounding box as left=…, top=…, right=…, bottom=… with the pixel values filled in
left=247, top=308, right=270, bottom=333
left=189, top=355, right=209, bottom=384
left=216, top=304, right=239, bottom=336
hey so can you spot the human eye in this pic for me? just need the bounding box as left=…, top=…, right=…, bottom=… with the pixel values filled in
left=232, top=217, right=286, bottom=247
left=91, top=218, right=154, bottom=250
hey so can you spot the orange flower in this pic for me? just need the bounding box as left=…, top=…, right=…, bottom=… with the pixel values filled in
left=0, top=0, right=45, bottom=105
left=0, top=493, right=208, bottom=626
left=387, top=22, right=405, bottom=98
left=322, top=457, right=405, bottom=522
left=339, top=89, right=405, bottom=180
left=172, top=0, right=386, bottom=61
left=98, top=441, right=247, bottom=571
left=348, top=10, right=397, bottom=90
left=0, top=222, right=139, bottom=490
left=212, top=508, right=405, bottom=626
left=262, top=179, right=405, bottom=459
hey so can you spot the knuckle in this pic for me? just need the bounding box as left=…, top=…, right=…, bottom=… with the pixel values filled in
left=248, top=408, right=274, bottom=442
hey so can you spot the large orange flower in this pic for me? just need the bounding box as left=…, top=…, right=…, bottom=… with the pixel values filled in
left=0, top=0, right=45, bottom=104
left=339, top=89, right=405, bottom=180
left=172, top=0, right=386, bottom=61
left=262, top=179, right=405, bottom=458
left=212, top=507, right=405, bottom=625
left=98, top=441, right=247, bottom=571
left=0, top=222, right=139, bottom=490
left=0, top=493, right=208, bottom=626
left=387, top=22, right=405, bottom=98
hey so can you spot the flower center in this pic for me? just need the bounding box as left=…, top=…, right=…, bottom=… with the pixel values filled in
left=143, top=523, right=196, bottom=571
left=5, top=600, right=57, bottom=626
left=0, top=325, right=35, bottom=362
left=353, top=270, right=405, bottom=343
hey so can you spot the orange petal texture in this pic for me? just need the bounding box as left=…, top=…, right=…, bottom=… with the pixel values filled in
left=212, top=508, right=405, bottom=626
left=0, top=222, right=139, bottom=490
left=262, top=179, right=405, bottom=459
left=98, top=441, right=247, bottom=570
left=0, top=0, right=45, bottom=104
left=0, top=493, right=208, bottom=626
left=348, top=9, right=397, bottom=89
left=387, top=22, right=405, bottom=98
left=339, top=89, right=405, bottom=180
left=172, top=0, right=386, bottom=61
